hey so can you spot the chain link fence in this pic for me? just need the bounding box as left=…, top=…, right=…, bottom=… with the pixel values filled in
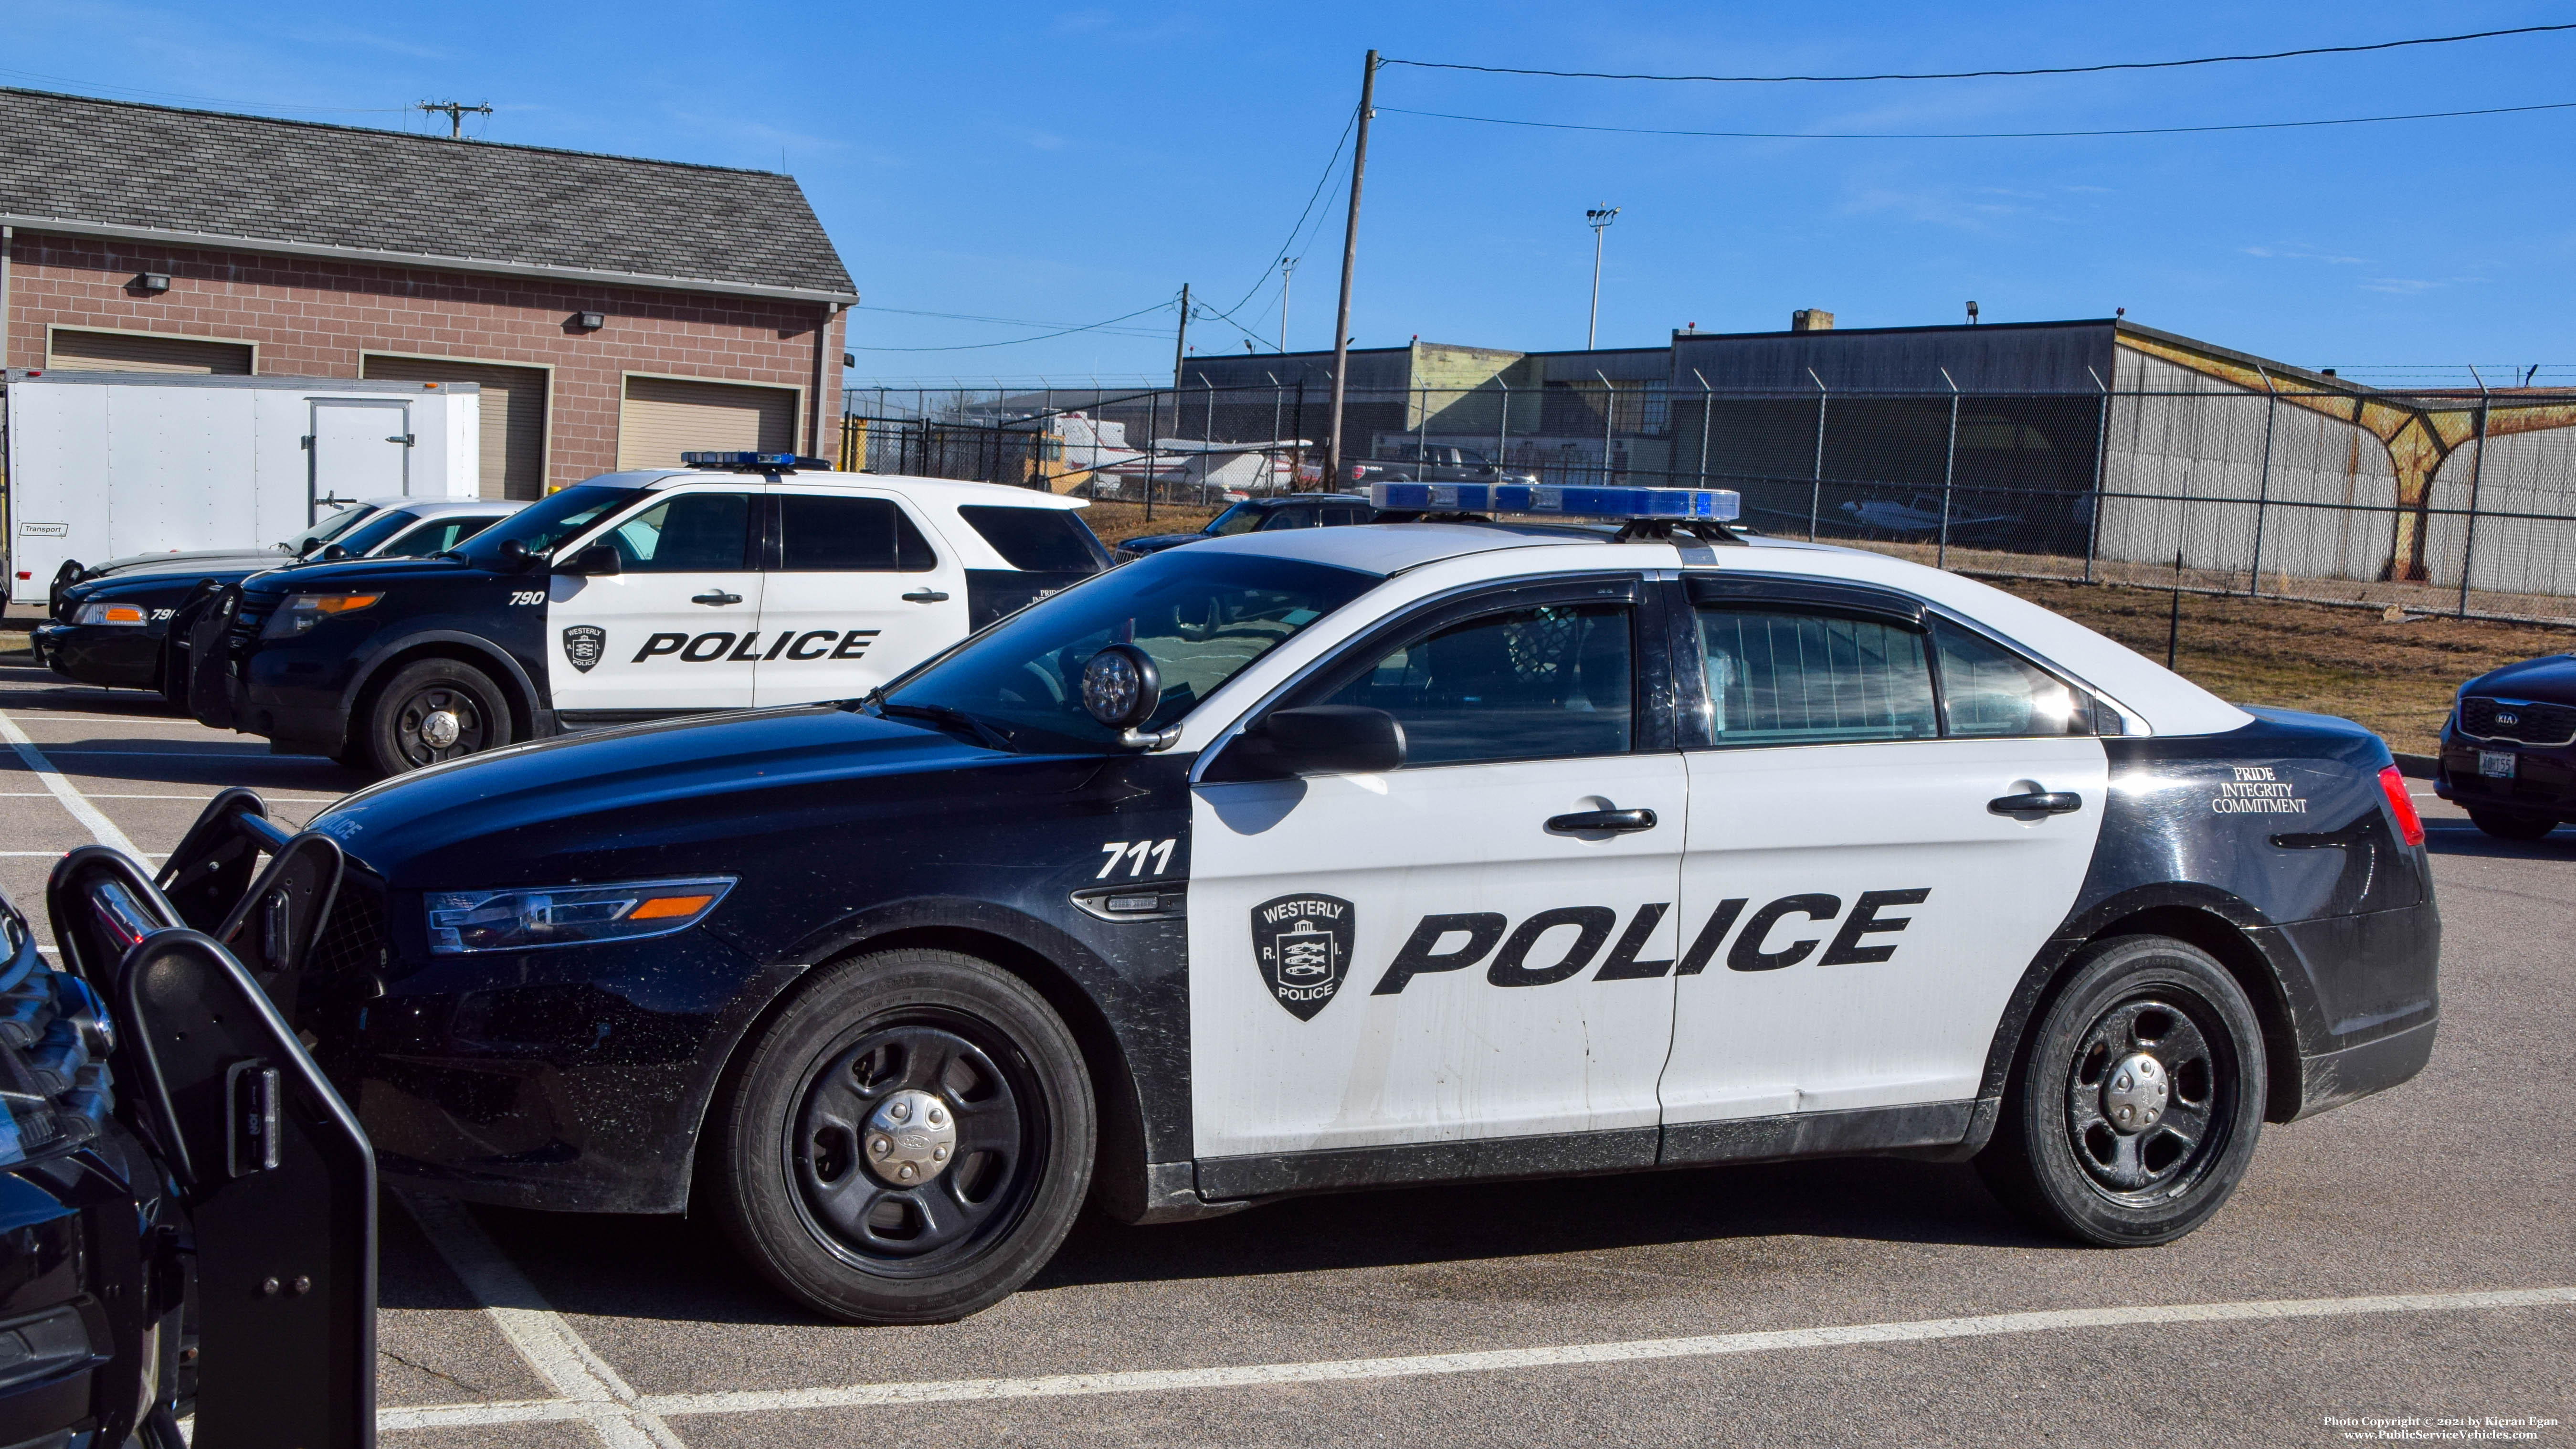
left=843, top=376, right=2576, bottom=626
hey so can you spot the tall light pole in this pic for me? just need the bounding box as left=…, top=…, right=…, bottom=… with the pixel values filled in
left=1585, top=207, right=1620, bottom=349
left=1278, top=256, right=1298, bottom=352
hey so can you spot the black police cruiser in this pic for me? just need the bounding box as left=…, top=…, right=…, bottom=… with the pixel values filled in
left=190, top=454, right=1110, bottom=775
left=42, top=498, right=516, bottom=704
left=231, top=482, right=2431, bottom=1326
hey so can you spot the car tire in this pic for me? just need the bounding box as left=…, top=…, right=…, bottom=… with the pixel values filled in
left=1976, top=934, right=2266, bottom=1248
left=706, top=948, right=1094, bottom=1324
left=363, top=659, right=512, bottom=776
left=2467, top=809, right=2556, bottom=841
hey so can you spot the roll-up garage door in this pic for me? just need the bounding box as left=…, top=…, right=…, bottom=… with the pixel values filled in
left=48, top=328, right=252, bottom=374
left=363, top=356, right=549, bottom=501
left=618, top=376, right=797, bottom=470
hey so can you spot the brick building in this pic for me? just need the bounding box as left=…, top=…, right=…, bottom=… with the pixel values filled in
left=0, top=88, right=857, bottom=498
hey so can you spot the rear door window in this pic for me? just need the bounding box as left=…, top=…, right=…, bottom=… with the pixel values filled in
left=954, top=505, right=1109, bottom=572
left=778, top=494, right=937, bottom=572
left=1696, top=607, right=1937, bottom=747
left=1931, top=617, right=2091, bottom=737
left=1260, top=506, right=1319, bottom=531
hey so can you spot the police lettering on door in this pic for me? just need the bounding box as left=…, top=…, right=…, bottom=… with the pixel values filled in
left=581, top=629, right=885, bottom=665
left=1257, top=887, right=1932, bottom=1019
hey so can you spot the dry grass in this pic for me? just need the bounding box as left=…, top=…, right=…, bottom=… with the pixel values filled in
left=1989, top=578, right=2575, bottom=756
left=1076, top=501, right=1224, bottom=543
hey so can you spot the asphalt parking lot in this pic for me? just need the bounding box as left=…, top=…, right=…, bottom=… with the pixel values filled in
left=0, top=656, right=2567, bottom=1448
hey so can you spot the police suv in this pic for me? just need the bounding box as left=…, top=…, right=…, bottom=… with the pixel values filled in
left=190, top=454, right=1111, bottom=774
left=234, top=483, right=2433, bottom=1325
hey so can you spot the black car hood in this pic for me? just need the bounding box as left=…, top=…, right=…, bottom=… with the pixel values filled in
left=90, top=548, right=290, bottom=579
left=309, top=706, right=1011, bottom=884
left=2462, top=653, right=2576, bottom=705
left=1118, top=533, right=1208, bottom=552
left=239, top=555, right=485, bottom=591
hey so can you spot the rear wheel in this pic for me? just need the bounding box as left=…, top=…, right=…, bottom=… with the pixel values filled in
left=2468, top=809, right=2556, bottom=841
left=363, top=659, right=511, bottom=775
left=707, top=949, right=1093, bottom=1324
left=1977, top=934, right=2266, bottom=1247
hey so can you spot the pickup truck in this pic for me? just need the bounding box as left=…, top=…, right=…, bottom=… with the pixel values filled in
left=1338, top=442, right=1539, bottom=490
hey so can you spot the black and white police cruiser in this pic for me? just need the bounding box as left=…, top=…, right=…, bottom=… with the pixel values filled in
left=190, top=453, right=1111, bottom=773
left=206, top=482, right=2434, bottom=1324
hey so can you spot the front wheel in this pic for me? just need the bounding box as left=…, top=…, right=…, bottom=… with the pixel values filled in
left=707, top=949, right=1094, bottom=1324
left=1977, top=934, right=2267, bottom=1247
left=363, top=659, right=511, bottom=775
left=2468, top=809, right=2556, bottom=841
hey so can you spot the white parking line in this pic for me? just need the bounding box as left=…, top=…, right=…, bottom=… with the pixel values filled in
left=0, top=710, right=146, bottom=857
left=395, top=1192, right=686, bottom=1449
left=0, top=792, right=338, bottom=803
left=378, top=1284, right=2576, bottom=1432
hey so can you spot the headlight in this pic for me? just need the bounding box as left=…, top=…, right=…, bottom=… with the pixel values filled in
left=71, top=600, right=151, bottom=625
left=263, top=592, right=383, bottom=637
left=425, top=877, right=735, bottom=954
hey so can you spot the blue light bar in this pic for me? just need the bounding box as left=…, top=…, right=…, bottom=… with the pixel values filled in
left=1369, top=482, right=1741, bottom=521
left=679, top=451, right=826, bottom=470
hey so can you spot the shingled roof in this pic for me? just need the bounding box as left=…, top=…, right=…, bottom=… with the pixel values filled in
left=0, top=88, right=856, bottom=302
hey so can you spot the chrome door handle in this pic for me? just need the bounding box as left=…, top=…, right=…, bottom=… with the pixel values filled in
left=902, top=589, right=950, bottom=603
left=690, top=591, right=744, bottom=606
left=1547, top=807, right=1658, bottom=835
left=1989, top=791, right=2082, bottom=816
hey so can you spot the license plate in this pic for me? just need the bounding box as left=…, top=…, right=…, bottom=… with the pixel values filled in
left=2481, top=750, right=2518, bottom=779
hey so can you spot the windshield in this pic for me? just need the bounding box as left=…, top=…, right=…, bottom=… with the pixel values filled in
left=883, top=550, right=1376, bottom=752
left=281, top=503, right=377, bottom=555
left=1205, top=503, right=1265, bottom=537
left=454, top=485, right=642, bottom=563
left=327, top=509, right=421, bottom=557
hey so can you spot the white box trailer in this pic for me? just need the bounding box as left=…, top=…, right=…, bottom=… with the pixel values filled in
left=0, top=370, right=481, bottom=605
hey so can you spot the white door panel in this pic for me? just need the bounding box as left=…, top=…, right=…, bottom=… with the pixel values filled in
left=1189, top=753, right=1685, bottom=1160
left=546, top=487, right=765, bottom=714
left=752, top=492, right=966, bottom=707
left=1660, top=737, right=2106, bottom=1124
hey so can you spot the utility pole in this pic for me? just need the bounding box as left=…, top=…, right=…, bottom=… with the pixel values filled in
left=1162, top=282, right=1190, bottom=515
left=1585, top=207, right=1620, bottom=349
left=1325, top=49, right=1378, bottom=491
left=1277, top=256, right=1298, bottom=352
left=417, top=100, right=493, bottom=139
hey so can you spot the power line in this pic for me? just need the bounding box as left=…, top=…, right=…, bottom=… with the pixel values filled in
left=1383, top=23, right=2576, bottom=84
left=1217, top=103, right=1361, bottom=321
left=1379, top=97, right=2576, bottom=141
left=847, top=300, right=1177, bottom=353
left=853, top=304, right=1172, bottom=339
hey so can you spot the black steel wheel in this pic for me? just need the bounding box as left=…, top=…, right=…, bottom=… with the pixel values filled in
left=2468, top=809, right=2557, bottom=841
left=1978, top=934, right=2267, bottom=1247
left=790, top=1022, right=1035, bottom=1272
left=708, top=949, right=1093, bottom=1324
left=365, top=659, right=510, bottom=775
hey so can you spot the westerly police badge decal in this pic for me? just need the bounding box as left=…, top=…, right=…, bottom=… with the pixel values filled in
left=561, top=625, right=606, bottom=673
left=1252, top=894, right=1353, bottom=1021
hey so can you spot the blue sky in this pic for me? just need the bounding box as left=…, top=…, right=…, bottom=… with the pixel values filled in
left=13, top=1, right=2576, bottom=385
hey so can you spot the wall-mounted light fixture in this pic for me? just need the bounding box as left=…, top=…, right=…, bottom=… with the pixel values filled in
left=842, top=352, right=854, bottom=367
left=572, top=311, right=605, bottom=331
left=135, top=273, right=170, bottom=293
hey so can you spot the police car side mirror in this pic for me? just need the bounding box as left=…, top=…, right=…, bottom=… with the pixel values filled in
left=1263, top=705, right=1405, bottom=775
left=1081, top=644, right=1160, bottom=728
left=496, top=537, right=535, bottom=571
left=319, top=543, right=349, bottom=561
left=556, top=543, right=621, bottom=577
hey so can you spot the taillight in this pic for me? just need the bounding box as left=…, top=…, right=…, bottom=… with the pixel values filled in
left=2377, top=765, right=2425, bottom=847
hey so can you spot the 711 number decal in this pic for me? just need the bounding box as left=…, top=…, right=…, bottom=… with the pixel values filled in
left=1098, top=839, right=1177, bottom=878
